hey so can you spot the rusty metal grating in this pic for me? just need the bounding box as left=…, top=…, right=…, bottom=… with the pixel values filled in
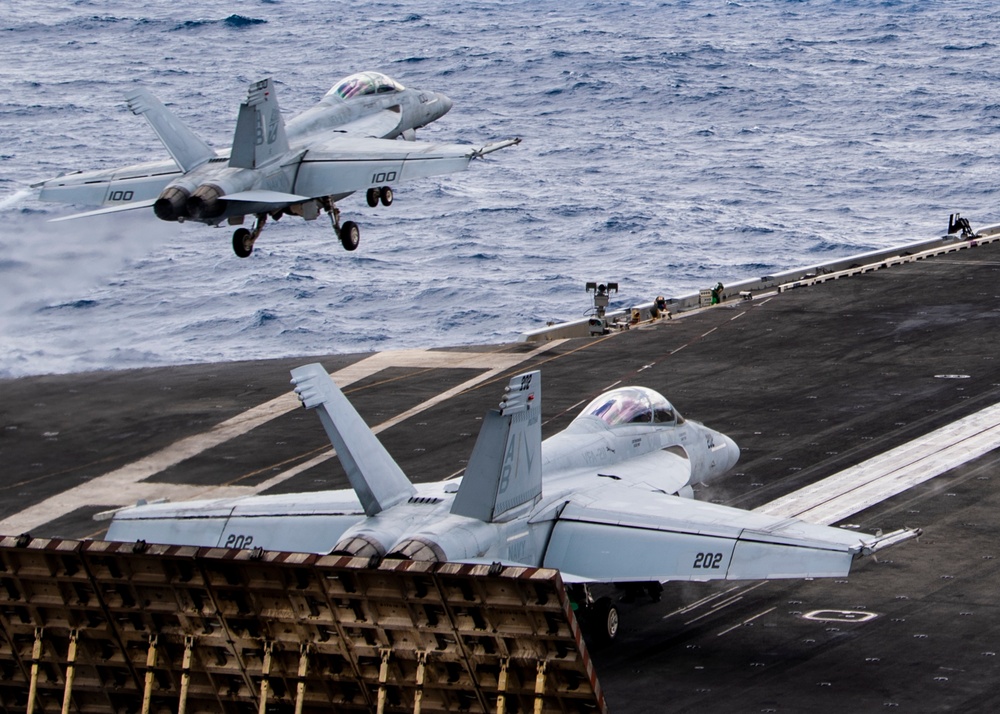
left=0, top=536, right=605, bottom=714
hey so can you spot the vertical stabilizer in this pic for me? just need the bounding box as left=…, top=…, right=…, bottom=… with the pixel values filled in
left=290, top=364, right=415, bottom=516
left=451, top=371, right=542, bottom=522
left=125, top=88, right=215, bottom=172
left=230, top=78, right=290, bottom=169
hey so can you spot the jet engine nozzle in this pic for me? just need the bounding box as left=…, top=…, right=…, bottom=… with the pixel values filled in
left=331, top=534, right=385, bottom=558
left=153, top=186, right=191, bottom=221
left=186, top=184, right=226, bottom=220
left=387, top=537, right=446, bottom=562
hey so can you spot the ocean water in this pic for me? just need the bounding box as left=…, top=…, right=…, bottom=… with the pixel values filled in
left=2, top=0, right=998, bottom=378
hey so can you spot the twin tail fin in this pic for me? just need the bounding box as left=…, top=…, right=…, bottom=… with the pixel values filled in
left=451, top=371, right=542, bottom=522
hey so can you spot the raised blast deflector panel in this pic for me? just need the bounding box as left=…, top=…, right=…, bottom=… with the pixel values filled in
left=0, top=536, right=607, bottom=714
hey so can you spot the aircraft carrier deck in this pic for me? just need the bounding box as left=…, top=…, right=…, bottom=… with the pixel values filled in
left=4, top=231, right=1000, bottom=712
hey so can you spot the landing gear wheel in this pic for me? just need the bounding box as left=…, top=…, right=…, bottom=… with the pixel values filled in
left=366, top=188, right=380, bottom=208
left=590, top=597, right=620, bottom=646
left=339, top=221, right=360, bottom=251
left=379, top=186, right=394, bottom=207
left=232, top=228, right=254, bottom=258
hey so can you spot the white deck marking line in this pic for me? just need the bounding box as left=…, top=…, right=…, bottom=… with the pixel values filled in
left=662, top=585, right=744, bottom=620
left=0, top=341, right=568, bottom=534
left=716, top=607, right=776, bottom=638
left=756, top=402, right=1000, bottom=525
left=685, top=599, right=743, bottom=626
left=683, top=583, right=769, bottom=625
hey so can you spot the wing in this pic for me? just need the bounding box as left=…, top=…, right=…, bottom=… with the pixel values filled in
left=540, top=482, right=918, bottom=583
left=34, top=159, right=182, bottom=209
left=293, top=137, right=519, bottom=199
left=105, top=490, right=366, bottom=552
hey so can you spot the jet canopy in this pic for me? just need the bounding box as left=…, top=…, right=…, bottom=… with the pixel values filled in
left=328, top=72, right=405, bottom=100
left=577, top=386, right=682, bottom=427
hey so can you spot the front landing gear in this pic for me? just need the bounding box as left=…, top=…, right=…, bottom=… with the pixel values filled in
left=231, top=214, right=268, bottom=258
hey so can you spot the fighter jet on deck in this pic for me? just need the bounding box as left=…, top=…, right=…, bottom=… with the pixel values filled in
left=33, top=72, right=519, bottom=257
left=106, top=366, right=919, bottom=643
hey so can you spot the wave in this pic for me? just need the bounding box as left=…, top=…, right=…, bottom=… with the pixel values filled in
left=170, top=14, right=266, bottom=31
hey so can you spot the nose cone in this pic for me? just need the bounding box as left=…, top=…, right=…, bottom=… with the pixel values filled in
left=436, top=92, right=453, bottom=117
left=721, top=434, right=741, bottom=473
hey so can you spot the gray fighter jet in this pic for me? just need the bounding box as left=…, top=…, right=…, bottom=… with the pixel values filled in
left=33, top=72, right=519, bottom=257
left=106, top=366, right=918, bottom=643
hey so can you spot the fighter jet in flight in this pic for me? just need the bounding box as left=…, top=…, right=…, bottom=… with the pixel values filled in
left=33, top=72, right=519, bottom=257
left=105, top=366, right=918, bottom=643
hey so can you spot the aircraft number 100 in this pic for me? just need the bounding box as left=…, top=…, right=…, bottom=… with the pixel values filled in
left=372, top=171, right=397, bottom=184
left=693, top=552, right=723, bottom=569
left=109, top=190, right=134, bottom=202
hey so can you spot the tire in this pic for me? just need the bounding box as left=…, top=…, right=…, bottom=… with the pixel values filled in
left=339, top=221, right=360, bottom=251
left=232, top=228, right=253, bottom=258
left=366, top=188, right=380, bottom=208
left=591, top=596, right=620, bottom=645
left=380, top=186, right=394, bottom=207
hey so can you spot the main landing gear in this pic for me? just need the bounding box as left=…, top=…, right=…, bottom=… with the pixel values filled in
left=365, top=186, right=394, bottom=208
left=321, top=198, right=361, bottom=252
left=329, top=186, right=391, bottom=252
left=228, top=189, right=394, bottom=258
left=232, top=214, right=268, bottom=258
left=568, top=584, right=620, bottom=646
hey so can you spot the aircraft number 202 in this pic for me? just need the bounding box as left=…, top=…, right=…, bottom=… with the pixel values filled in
left=224, top=533, right=254, bottom=549
left=693, top=552, right=723, bottom=569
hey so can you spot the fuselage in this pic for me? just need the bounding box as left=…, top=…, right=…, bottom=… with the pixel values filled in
left=37, top=72, right=453, bottom=222
left=107, top=387, right=740, bottom=575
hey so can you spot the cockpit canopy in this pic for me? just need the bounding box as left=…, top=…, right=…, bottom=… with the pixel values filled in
left=328, top=72, right=405, bottom=100
left=576, top=386, right=683, bottom=427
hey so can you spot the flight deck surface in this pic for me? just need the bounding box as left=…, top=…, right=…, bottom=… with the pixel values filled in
left=3, top=237, right=1000, bottom=711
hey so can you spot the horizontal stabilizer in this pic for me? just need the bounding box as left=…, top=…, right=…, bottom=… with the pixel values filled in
left=222, top=189, right=311, bottom=205
left=290, top=363, right=415, bottom=516
left=125, top=88, right=215, bottom=173
left=49, top=198, right=157, bottom=222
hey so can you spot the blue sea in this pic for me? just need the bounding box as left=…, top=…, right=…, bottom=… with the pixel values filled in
left=2, top=0, right=998, bottom=378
